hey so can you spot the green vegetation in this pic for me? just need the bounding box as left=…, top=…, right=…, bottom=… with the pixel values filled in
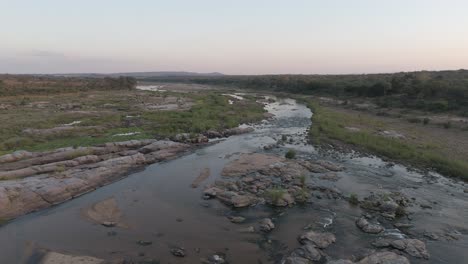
left=306, top=99, right=468, bottom=180
left=395, top=206, right=407, bottom=218
left=348, top=193, right=359, bottom=205
left=0, top=77, right=265, bottom=154
left=265, top=187, right=287, bottom=204
left=0, top=75, right=136, bottom=96
left=294, top=188, right=309, bottom=203
left=285, top=149, right=296, bottom=159
left=144, top=70, right=468, bottom=115
left=298, top=175, right=306, bottom=187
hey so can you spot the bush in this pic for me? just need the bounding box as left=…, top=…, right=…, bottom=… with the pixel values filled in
left=423, top=118, right=430, bottom=125
left=1, top=137, right=35, bottom=150
left=298, top=175, right=306, bottom=186
left=443, top=122, right=451, bottom=129
left=349, top=193, right=359, bottom=205
left=395, top=206, right=406, bottom=217
left=265, top=188, right=287, bottom=204
left=407, top=117, right=421, bottom=123
left=285, top=149, right=296, bottom=159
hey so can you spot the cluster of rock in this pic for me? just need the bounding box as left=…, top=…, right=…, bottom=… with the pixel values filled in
left=171, top=127, right=255, bottom=144
left=372, top=238, right=429, bottom=259
left=0, top=139, right=192, bottom=220
left=350, top=191, right=431, bottom=261
left=283, top=231, right=335, bottom=263
left=202, top=153, right=345, bottom=209
left=359, top=192, right=411, bottom=220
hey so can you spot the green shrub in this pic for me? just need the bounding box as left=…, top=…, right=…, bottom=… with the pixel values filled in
left=1, top=137, right=34, bottom=150
left=395, top=206, right=406, bottom=217
left=265, top=188, right=287, bottom=204
left=285, top=149, right=296, bottom=159
left=298, top=175, right=306, bottom=187
left=349, top=193, right=359, bottom=205
left=407, top=117, right=421, bottom=123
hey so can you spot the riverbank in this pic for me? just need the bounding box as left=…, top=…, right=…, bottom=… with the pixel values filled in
left=0, top=83, right=265, bottom=155
left=302, top=97, right=468, bottom=180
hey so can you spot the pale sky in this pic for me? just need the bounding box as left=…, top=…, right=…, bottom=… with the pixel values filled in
left=1, top=0, right=468, bottom=74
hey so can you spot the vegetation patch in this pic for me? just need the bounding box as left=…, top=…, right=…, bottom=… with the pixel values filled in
left=305, top=99, right=468, bottom=180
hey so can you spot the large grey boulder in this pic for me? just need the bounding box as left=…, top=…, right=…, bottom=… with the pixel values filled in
left=298, top=231, right=336, bottom=249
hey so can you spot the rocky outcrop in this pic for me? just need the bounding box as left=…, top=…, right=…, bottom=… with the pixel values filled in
left=360, top=192, right=410, bottom=219
left=357, top=251, right=410, bottom=264
left=0, top=139, right=193, bottom=220
left=372, top=238, right=429, bottom=259
left=298, top=231, right=336, bottom=249
left=259, top=218, right=275, bottom=232
left=356, top=217, right=384, bottom=234
left=327, top=251, right=410, bottom=264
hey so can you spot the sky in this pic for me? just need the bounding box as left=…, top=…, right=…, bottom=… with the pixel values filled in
left=1, top=0, right=468, bottom=75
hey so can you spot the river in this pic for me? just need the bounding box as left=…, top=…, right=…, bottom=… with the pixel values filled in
left=0, top=96, right=467, bottom=263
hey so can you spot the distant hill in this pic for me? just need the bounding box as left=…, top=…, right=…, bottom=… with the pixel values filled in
left=52, top=71, right=224, bottom=78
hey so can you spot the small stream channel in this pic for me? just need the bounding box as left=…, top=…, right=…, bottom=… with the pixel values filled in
left=0, top=95, right=466, bottom=263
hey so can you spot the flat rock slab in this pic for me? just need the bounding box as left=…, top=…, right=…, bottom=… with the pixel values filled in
left=83, top=198, right=127, bottom=228
left=191, top=168, right=211, bottom=188
left=40, top=252, right=104, bottom=264
left=221, top=153, right=284, bottom=177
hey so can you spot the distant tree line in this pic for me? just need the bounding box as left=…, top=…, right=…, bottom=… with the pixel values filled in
left=0, top=75, right=137, bottom=96
left=141, top=70, right=468, bottom=114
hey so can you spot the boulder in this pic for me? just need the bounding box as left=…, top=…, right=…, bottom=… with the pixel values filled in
left=298, top=231, right=336, bottom=249
left=259, top=218, right=275, bottom=232
left=290, top=243, right=324, bottom=262
left=356, top=217, right=384, bottom=234
left=357, top=251, right=409, bottom=264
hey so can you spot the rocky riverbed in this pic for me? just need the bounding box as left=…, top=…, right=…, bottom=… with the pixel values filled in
left=0, top=96, right=467, bottom=264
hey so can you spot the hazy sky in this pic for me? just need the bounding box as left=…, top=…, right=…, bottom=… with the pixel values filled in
left=1, top=0, right=468, bottom=74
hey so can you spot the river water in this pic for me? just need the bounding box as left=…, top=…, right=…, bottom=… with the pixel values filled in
left=0, top=96, right=467, bottom=263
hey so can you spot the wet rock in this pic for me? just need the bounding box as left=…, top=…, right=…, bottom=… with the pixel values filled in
left=222, top=127, right=254, bottom=137
left=204, top=254, right=226, bottom=264
left=101, top=221, right=116, bottom=227
left=203, top=187, right=223, bottom=198
left=423, top=232, right=439, bottom=240
left=238, top=226, right=255, bottom=233
left=40, top=251, right=104, bottom=264
left=84, top=198, right=127, bottom=228
left=356, top=217, right=384, bottom=234
left=371, top=239, right=429, bottom=259
left=231, top=194, right=254, bottom=207
left=137, top=240, right=153, bottom=246
left=283, top=257, right=310, bottom=264
left=360, top=192, right=410, bottom=219
left=298, top=231, right=336, bottom=249
left=319, top=172, right=341, bottom=182
left=391, top=239, right=429, bottom=259
left=393, top=223, right=413, bottom=228
left=227, top=216, right=246, bottom=223
left=204, top=130, right=223, bottom=138
left=327, top=260, right=354, bottom=264
left=191, top=168, right=211, bottom=188
left=315, top=160, right=344, bottom=171
left=259, top=218, right=275, bottom=232
left=170, top=247, right=186, bottom=257
left=357, top=251, right=409, bottom=264
left=221, top=153, right=283, bottom=177
left=299, top=161, right=328, bottom=173
left=290, top=243, right=324, bottom=262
